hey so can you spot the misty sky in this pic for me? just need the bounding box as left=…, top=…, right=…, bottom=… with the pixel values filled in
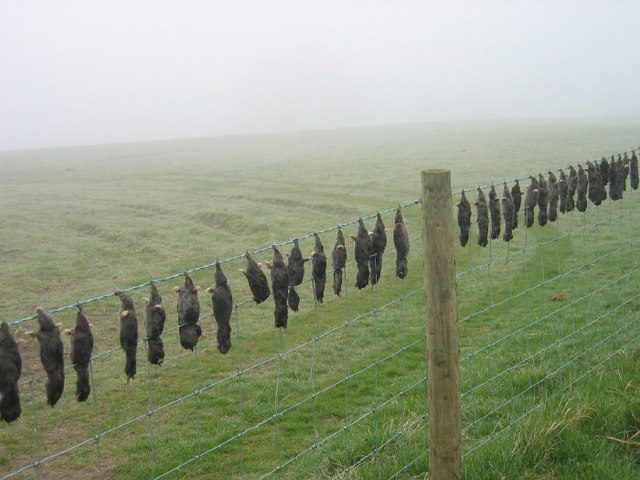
left=1, top=1, right=639, bottom=151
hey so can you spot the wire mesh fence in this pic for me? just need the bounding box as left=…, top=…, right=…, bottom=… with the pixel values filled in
left=1, top=154, right=639, bottom=479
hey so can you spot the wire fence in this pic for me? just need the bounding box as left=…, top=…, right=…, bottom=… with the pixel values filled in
left=1, top=151, right=639, bottom=479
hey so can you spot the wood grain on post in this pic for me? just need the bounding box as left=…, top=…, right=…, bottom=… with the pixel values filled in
left=421, top=169, right=461, bottom=480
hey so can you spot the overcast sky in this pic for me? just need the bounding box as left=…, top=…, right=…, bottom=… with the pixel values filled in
left=1, top=1, right=639, bottom=150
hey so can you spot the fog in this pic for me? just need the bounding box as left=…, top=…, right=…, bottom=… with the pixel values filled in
left=1, top=1, right=639, bottom=151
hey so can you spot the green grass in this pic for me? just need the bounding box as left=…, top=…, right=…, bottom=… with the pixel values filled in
left=0, top=119, right=639, bottom=479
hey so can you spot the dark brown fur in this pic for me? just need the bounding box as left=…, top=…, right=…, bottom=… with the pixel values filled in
left=622, top=154, right=629, bottom=192
left=311, top=234, right=327, bottom=303
left=489, top=185, right=501, bottom=239
left=501, top=185, right=515, bottom=242
left=511, top=180, right=523, bottom=229
left=558, top=170, right=568, bottom=214
left=600, top=157, right=609, bottom=187
left=176, top=275, right=201, bottom=351
left=116, top=292, right=138, bottom=380
left=566, top=167, right=577, bottom=212
left=332, top=229, right=347, bottom=296
left=66, top=308, right=94, bottom=401
left=524, top=177, right=539, bottom=228
left=547, top=171, right=559, bottom=222
left=33, top=307, right=65, bottom=405
left=393, top=209, right=410, bottom=278
left=576, top=165, right=588, bottom=212
left=0, top=322, right=21, bottom=422
left=269, top=246, right=289, bottom=328
left=609, top=156, right=622, bottom=201
left=208, top=262, right=233, bottom=354
left=537, top=174, right=548, bottom=226
left=475, top=188, right=489, bottom=247
left=242, top=252, right=270, bottom=304
left=586, top=161, right=602, bottom=206
left=144, top=282, right=166, bottom=365
left=369, top=213, right=387, bottom=284
left=631, top=151, right=639, bottom=190
left=457, top=191, right=472, bottom=247
left=353, top=218, right=371, bottom=289
left=287, top=239, right=307, bottom=312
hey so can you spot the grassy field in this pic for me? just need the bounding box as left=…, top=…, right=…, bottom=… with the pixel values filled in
left=0, top=119, right=639, bottom=479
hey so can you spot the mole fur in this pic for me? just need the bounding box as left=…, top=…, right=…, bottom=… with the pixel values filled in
left=489, top=185, right=501, bottom=239
left=511, top=180, right=523, bottom=229
left=144, top=282, right=166, bottom=365
left=175, top=275, right=201, bottom=351
left=206, top=262, right=233, bottom=354
left=566, top=166, right=577, bottom=212
left=558, top=169, right=568, bottom=214
left=393, top=208, right=410, bottom=278
left=576, top=164, right=588, bottom=212
left=32, top=307, right=65, bottom=405
left=586, top=161, right=602, bottom=206
left=116, top=292, right=138, bottom=380
left=600, top=157, right=609, bottom=187
left=332, top=229, right=347, bottom=296
left=524, top=176, right=539, bottom=228
left=352, top=218, right=371, bottom=289
left=64, top=307, right=94, bottom=401
left=501, top=184, right=515, bottom=242
left=475, top=188, right=489, bottom=247
left=241, top=252, right=270, bottom=304
left=537, top=174, right=548, bottom=226
left=369, top=212, right=387, bottom=284
left=547, top=171, right=559, bottom=222
left=631, top=151, right=639, bottom=190
left=456, top=191, right=472, bottom=247
left=269, top=246, right=289, bottom=328
left=311, top=233, right=327, bottom=303
left=0, top=322, right=21, bottom=423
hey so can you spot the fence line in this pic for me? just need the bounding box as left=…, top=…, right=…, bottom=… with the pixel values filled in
left=2, top=153, right=639, bottom=480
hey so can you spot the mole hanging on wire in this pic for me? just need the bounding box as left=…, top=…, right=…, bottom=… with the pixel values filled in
left=456, top=191, right=471, bottom=247
left=489, top=185, right=501, bottom=240
left=547, top=171, right=559, bottom=222
left=116, top=291, right=138, bottom=381
left=286, top=239, right=308, bottom=312
left=631, top=150, right=639, bottom=190
left=174, top=274, right=202, bottom=351
left=609, top=156, right=621, bottom=201
left=206, top=262, right=233, bottom=354
left=475, top=188, right=489, bottom=247
left=596, top=161, right=607, bottom=202
left=576, top=164, right=588, bottom=212
left=27, top=308, right=65, bottom=405
left=586, top=161, right=603, bottom=206
left=352, top=218, right=371, bottom=289
left=524, top=176, right=539, bottom=228
left=310, top=233, right=327, bottom=303
left=332, top=228, right=347, bottom=296
left=537, top=174, right=548, bottom=226
left=144, top=281, right=166, bottom=365
left=0, top=322, right=22, bottom=423
left=566, top=166, right=577, bottom=212
left=501, top=184, right=515, bottom=242
left=599, top=157, right=609, bottom=188
left=622, top=154, right=629, bottom=192
left=240, top=252, right=270, bottom=305
left=393, top=208, right=410, bottom=278
left=558, top=170, right=568, bottom=214
left=510, top=180, right=523, bottom=229
left=267, top=245, right=289, bottom=328
left=369, top=212, right=387, bottom=284
left=64, top=307, right=94, bottom=401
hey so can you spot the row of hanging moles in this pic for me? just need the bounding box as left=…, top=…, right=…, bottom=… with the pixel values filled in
left=456, top=152, right=638, bottom=247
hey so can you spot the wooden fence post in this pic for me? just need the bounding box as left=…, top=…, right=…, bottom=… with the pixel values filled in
left=421, top=169, right=461, bottom=480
